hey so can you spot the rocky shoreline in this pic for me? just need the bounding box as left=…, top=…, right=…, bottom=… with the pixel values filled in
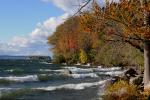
left=101, top=67, right=145, bottom=100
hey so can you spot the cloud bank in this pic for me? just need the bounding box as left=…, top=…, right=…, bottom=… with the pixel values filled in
left=0, top=13, right=69, bottom=56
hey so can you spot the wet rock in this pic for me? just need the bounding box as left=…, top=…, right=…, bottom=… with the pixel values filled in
left=129, top=75, right=143, bottom=86
left=111, top=68, right=143, bottom=85
left=123, top=68, right=138, bottom=78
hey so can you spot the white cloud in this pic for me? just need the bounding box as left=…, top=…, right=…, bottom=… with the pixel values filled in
left=0, top=13, right=69, bottom=56
left=30, top=13, right=69, bottom=39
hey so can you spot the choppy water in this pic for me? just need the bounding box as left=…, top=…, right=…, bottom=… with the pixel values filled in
left=0, top=60, right=123, bottom=100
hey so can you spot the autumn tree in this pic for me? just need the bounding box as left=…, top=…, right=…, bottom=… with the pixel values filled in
left=79, top=0, right=150, bottom=89
left=48, top=14, right=104, bottom=64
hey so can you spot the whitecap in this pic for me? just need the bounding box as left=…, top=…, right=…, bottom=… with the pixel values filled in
left=39, top=69, right=52, bottom=72
left=34, top=80, right=107, bottom=91
left=93, top=67, right=122, bottom=72
left=0, top=75, right=38, bottom=82
left=65, top=67, right=93, bottom=74
left=5, top=69, right=14, bottom=72
left=105, top=71, right=123, bottom=76
left=40, top=62, right=53, bottom=64
left=71, top=73, right=98, bottom=78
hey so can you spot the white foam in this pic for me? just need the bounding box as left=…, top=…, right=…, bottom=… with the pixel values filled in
left=5, top=69, right=14, bottom=72
left=39, top=69, right=65, bottom=73
left=93, top=67, right=122, bottom=72
left=0, top=88, right=13, bottom=91
left=40, top=62, right=53, bottom=64
left=65, top=67, right=93, bottom=74
left=0, top=75, right=38, bottom=82
left=71, top=73, right=98, bottom=78
left=105, top=71, right=123, bottom=76
left=65, top=66, right=122, bottom=74
left=34, top=80, right=107, bottom=91
left=39, top=69, right=52, bottom=72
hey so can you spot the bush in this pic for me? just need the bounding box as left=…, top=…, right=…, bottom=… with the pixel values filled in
left=103, top=80, right=139, bottom=100
left=79, top=49, right=88, bottom=64
left=52, top=55, right=65, bottom=64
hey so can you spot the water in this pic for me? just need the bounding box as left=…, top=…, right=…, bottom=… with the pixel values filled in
left=0, top=59, right=123, bottom=100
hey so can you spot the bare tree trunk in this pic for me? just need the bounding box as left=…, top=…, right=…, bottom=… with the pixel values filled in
left=140, top=0, right=150, bottom=89
left=144, top=41, right=150, bottom=89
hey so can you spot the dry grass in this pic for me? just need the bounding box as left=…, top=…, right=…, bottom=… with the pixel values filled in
left=103, top=80, right=141, bottom=100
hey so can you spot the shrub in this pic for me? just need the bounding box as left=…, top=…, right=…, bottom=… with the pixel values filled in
left=52, top=55, right=65, bottom=64
left=79, top=49, right=88, bottom=64
left=103, top=80, right=139, bottom=100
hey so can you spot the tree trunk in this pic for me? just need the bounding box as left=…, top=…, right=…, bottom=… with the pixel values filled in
left=144, top=41, right=150, bottom=89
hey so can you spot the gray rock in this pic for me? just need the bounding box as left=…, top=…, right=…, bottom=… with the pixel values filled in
left=129, top=75, right=143, bottom=86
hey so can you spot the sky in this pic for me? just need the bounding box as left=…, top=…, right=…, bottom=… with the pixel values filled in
left=0, top=0, right=85, bottom=56
left=0, top=0, right=115, bottom=56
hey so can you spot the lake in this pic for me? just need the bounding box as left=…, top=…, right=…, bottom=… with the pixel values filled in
left=0, top=59, right=123, bottom=100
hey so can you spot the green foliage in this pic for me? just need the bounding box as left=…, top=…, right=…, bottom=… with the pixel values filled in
left=67, top=54, right=79, bottom=65
left=52, top=55, right=65, bottom=64
left=95, top=42, right=143, bottom=67
left=79, top=49, right=88, bottom=64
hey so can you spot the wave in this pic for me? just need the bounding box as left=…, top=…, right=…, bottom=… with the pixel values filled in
left=93, top=67, right=122, bottom=72
left=0, top=67, right=123, bottom=83
left=0, top=75, right=38, bottom=82
left=39, top=69, right=65, bottom=73
left=34, top=80, right=107, bottom=91
left=104, top=71, right=123, bottom=76
left=65, top=66, right=122, bottom=74
left=64, top=67, right=93, bottom=74
left=71, top=73, right=98, bottom=78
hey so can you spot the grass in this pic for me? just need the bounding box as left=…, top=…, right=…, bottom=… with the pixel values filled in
left=103, top=80, right=140, bottom=100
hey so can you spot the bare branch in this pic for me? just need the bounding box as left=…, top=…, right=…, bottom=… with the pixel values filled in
left=74, top=0, right=92, bottom=16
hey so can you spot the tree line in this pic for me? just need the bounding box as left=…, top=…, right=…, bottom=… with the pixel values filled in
left=48, top=2, right=143, bottom=67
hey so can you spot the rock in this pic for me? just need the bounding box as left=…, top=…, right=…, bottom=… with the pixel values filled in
left=129, top=75, right=143, bottom=86
left=111, top=68, right=143, bottom=86
left=123, top=68, right=138, bottom=78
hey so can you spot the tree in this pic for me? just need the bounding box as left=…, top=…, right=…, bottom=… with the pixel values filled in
left=79, top=49, right=88, bottom=64
left=78, top=0, right=150, bottom=89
